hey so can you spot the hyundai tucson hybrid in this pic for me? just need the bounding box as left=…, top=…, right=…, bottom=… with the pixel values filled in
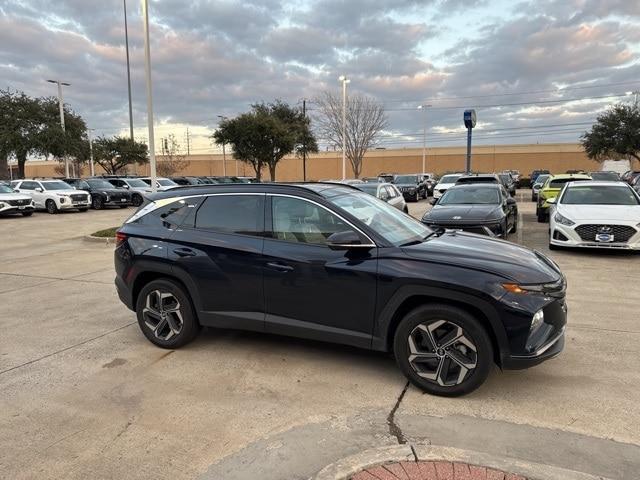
left=115, top=183, right=566, bottom=397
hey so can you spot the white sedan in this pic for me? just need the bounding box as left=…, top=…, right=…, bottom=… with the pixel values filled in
left=548, top=181, right=640, bottom=250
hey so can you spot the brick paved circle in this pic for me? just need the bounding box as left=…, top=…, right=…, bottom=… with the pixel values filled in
left=349, top=461, right=527, bottom=480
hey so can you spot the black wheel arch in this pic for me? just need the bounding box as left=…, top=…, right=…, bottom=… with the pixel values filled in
left=372, top=285, right=509, bottom=367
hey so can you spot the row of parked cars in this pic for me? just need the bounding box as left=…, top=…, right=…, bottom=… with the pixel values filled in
left=0, top=175, right=255, bottom=216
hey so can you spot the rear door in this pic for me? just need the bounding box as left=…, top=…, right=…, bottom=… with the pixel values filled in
left=167, top=193, right=266, bottom=332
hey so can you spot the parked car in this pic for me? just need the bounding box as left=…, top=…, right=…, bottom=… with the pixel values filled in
left=115, top=182, right=567, bottom=397
left=531, top=174, right=550, bottom=202
left=236, top=176, right=258, bottom=183
left=530, top=169, right=550, bottom=183
left=455, top=174, right=501, bottom=187
left=12, top=179, right=90, bottom=214
left=65, top=178, right=132, bottom=210
left=588, top=171, right=619, bottom=181
left=353, top=182, right=408, bottom=213
left=620, top=170, right=640, bottom=185
left=536, top=173, right=592, bottom=222
left=392, top=174, right=427, bottom=201
left=208, top=176, right=244, bottom=184
left=432, top=173, right=464, bottom=199
left=377, top=173, right=396, bottom=183
left=419, top=173, right=437, bottom=196
left=140, top=177, right=179, bottom=191
left=101, top=177, right=151, bottom=207
left=422, top=184, right=517, bottom=238
left=361, top=177, right=383, bottom=183
left=171, top=176, right=207, bottom=186
left=497, top=173, right=517, bottom=196
left=504, top=170, right=521, bottom=186
left=548, top=181, right=640, bottom=250
left=0, top=183, right=35, bottom=216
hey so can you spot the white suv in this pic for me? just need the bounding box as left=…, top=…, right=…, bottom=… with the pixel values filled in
left=0, top=183, right=35, bottom=216
left=12, top=179, right=91, bottom=214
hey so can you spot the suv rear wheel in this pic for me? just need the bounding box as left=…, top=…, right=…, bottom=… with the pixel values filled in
left=135, top=279, right=201, bottom=349
left=393, top=304, right=493, bottom=397
left=131, top=194, right=143, bottom=207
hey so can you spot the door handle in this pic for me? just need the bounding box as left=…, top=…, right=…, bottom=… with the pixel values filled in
left=173, top=248, right=196, bottom=257
left=266, top=262, right=294, bottom=272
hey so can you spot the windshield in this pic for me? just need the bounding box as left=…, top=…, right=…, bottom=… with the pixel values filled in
left=589, top=172, right=619, bottom=181
left=355, top=184, right=379, bottom=195
left=43, top=181, right=72, bottom=191
left=0, top=185, right=14, bottom=194
left=126, top=179, right=148, bottom=188
left=439, top=188, right=500, bottom=205
left=549, top=177, right=589, bottom=188
left=329, top=192, right=431, bottom=246
left=561, top=185, right=639, bottom=205
left=87, top=179, right=113, bottom=189
left=498, top=174, right=511, bottom=183
left=534, top=175, right=550, bottom=185
left=157, top=179, right=178, bottom=186
left=394, top=175, right=417, bottom=184
left=438, top=174, right=462, bottom=184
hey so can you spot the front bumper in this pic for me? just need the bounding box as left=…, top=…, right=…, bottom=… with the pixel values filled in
left=0, top=205, right=35, bottom=215
left=59, top=201, right=90, bottom=210
left=550, top=223, right=640, bottom=250
left=502, top=327, right=565, bottom=369
left=422, top=220, right=505, bottom=237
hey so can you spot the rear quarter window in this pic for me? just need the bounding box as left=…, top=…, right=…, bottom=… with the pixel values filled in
left=134, top=197, right=204, bottom=229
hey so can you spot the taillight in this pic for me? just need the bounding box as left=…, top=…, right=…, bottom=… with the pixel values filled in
left=115, top=231, right=127, bottom=247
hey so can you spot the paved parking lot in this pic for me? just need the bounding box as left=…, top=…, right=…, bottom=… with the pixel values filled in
left=1, top=193, right=639, bottom=480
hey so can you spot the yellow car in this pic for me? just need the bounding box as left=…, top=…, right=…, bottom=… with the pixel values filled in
left=536, top=173, right=592, bottom=222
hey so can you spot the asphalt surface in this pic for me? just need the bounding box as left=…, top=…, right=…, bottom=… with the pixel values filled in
left=0, top=191, right=638, bottom=480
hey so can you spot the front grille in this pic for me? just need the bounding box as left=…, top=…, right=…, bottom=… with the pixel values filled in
left=574, top=224, right=637, bottom=243
left=71, top=194, right=88, bottom=202
left=6, top=199, right=30, bottom=206
left=431, top=224, right=493, bottom=236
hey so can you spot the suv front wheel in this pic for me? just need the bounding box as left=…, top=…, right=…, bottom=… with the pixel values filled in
left=136, top=279, right=201, bottom=349
left=393, top=304, right=493, bottom=397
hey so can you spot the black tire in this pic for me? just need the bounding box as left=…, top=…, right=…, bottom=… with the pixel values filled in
left=92, top=196, right=104, bottom=210
left=131, top=194, right=143, bottom=207
left=135, top=278, right=201, bottom=349
left=536, top=208, right=546, bottom=223
left=46, top=199, right=58, bottom=214
left=393, top=304, right=493, bottom=397
left=414, top=191, right=420, bottom=202
left=403, top=206, right=409, bottom=214
left=511, top=212, right=518, bottom=233
left=530, top=194, right=536, bottom=202
left=78, top=208, right=88, bottom=212
left=22, top=211, right=33, bottom=217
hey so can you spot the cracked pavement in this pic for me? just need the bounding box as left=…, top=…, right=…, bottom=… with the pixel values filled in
left=0, top=193, right=639, bottom=480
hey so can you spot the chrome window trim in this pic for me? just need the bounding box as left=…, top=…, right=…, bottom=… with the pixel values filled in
left=268, top=193, right=377, bottom=248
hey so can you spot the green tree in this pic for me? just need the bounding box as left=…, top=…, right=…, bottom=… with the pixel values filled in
left=212, top=101, right=317, bottom=181
left=581, top=103, right=640, bottom=167
left=93, top=136, right=149, bottom=174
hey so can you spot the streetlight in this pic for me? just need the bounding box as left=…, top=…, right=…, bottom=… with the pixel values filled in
left=47, top=79, right=71, bottom=178
left=123, top=0, right=134, bottom=140
left=217, top=115, right=228, bottom=176
left=141, top=0, right=157, bottom=192
left=417, top=104, right=432, bottom=173
left=339, top=75, right=350, bottom=180
left=88, top=129, right=96, bottom=177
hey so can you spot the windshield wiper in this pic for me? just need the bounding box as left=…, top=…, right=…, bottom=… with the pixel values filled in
left=400, top=227, right=445, bottom=246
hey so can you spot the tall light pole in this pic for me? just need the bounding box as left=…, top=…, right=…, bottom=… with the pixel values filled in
left=124, top=0, right=134, bottom=140
left=339, top=75, right=350, bottom=180
left=417, top=104, right=432, bottom=173
left=47, top=79, right=71, bottom=178
left=141, top=0, right=157, bottom=192
left=88, top=129, right=95, bottom=177
left=217, top=115, right=228, bottom=176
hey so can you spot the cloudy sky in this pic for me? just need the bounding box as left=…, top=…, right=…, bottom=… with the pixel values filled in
left=2, top=0, right=640, bottom=154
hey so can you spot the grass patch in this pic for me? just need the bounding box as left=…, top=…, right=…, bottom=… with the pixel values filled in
left=91, top=227, right=118, bottom=238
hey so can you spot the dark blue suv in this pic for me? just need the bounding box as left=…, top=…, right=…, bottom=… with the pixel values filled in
left=115, top=183, right=566, bottom=396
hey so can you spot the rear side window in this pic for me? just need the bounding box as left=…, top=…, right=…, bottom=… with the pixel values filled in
left=195, top=195, right=264, bottom=236
left=134, top=197, right=203, bottom=229
left=20, top=181, right=39, bottom=190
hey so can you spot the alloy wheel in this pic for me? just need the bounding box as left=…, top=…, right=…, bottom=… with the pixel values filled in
left=407, top=320, right=478, bottom=387
left=142, top=290, right=184, bottom=341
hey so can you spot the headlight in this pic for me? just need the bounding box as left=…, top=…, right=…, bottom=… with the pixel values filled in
left=530, top=309, right=545, bottom=335
left=554, top=212, right=575, bottom=226
left=105, top=195, right=110, bottom=202
left=59, top=197, right=66, bottom=203
left=0, top=203, right=5, bottom=208
left=502, top=283, right=548, bottom=294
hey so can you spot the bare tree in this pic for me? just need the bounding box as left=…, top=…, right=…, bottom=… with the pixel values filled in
left=314, top=91, right=387, bottom=178
left=157, top=133, right=189, bottom=177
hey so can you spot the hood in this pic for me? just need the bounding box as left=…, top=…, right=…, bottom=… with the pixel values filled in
left=0, top=192, right=32, bottom=201
left=434, top=182, right=455, bottom=190
left=51, top=189, right=86, bottom=195
left=558, top=204, right=640, bottom=222
left=424, top=204, right=503, bottom=222
left=394, top=182, right=419, bottom=188
left=403, top=232, right=561, bottom=284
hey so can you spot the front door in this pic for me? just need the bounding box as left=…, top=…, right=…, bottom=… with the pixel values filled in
left=18, top=181, right=44, bottom=208
left=263, top=195, right=378, bottom=348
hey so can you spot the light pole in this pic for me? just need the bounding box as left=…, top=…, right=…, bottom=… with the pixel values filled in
left=88, top=129, right=95, bottom=176
left=47, top=79, right=71, bottom=178
left=141, top=0, right=157, bottom=192
left=339, top=75, right=350, bottom=180
left=217, top=115, right=228, bottom=176
left=123, top=0, right=134, bottom=140
left=417, top=104, right=431, bottom=173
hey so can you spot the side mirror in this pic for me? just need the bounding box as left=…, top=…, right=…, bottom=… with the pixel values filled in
left=429, top=198, right=438, bottom=205
left=547, top=197, right=557, bottom=204
left=13, top=189, right=19, bottom=193
left=326, top=230, right=370, bottom=250
left=35, top=187, right=43, bottom=193
left=506, top=197, right=516, bottom=205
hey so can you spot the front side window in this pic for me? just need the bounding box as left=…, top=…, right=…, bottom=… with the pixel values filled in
left=86, top=179, right=113, bottom=189
left=126, top=179, right=148, bottom=188
left=195, top=195, right=264, bottom=235
left=157, top=179, right=178, bottom=187
left=272, top=196, right=352, bottom=245
left=329, top=192, right=430, bottom=246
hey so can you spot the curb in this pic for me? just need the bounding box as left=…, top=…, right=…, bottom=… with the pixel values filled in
left=310, top=444, right=611, bottom=480
left=83, top=235, right=115, bottom=245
